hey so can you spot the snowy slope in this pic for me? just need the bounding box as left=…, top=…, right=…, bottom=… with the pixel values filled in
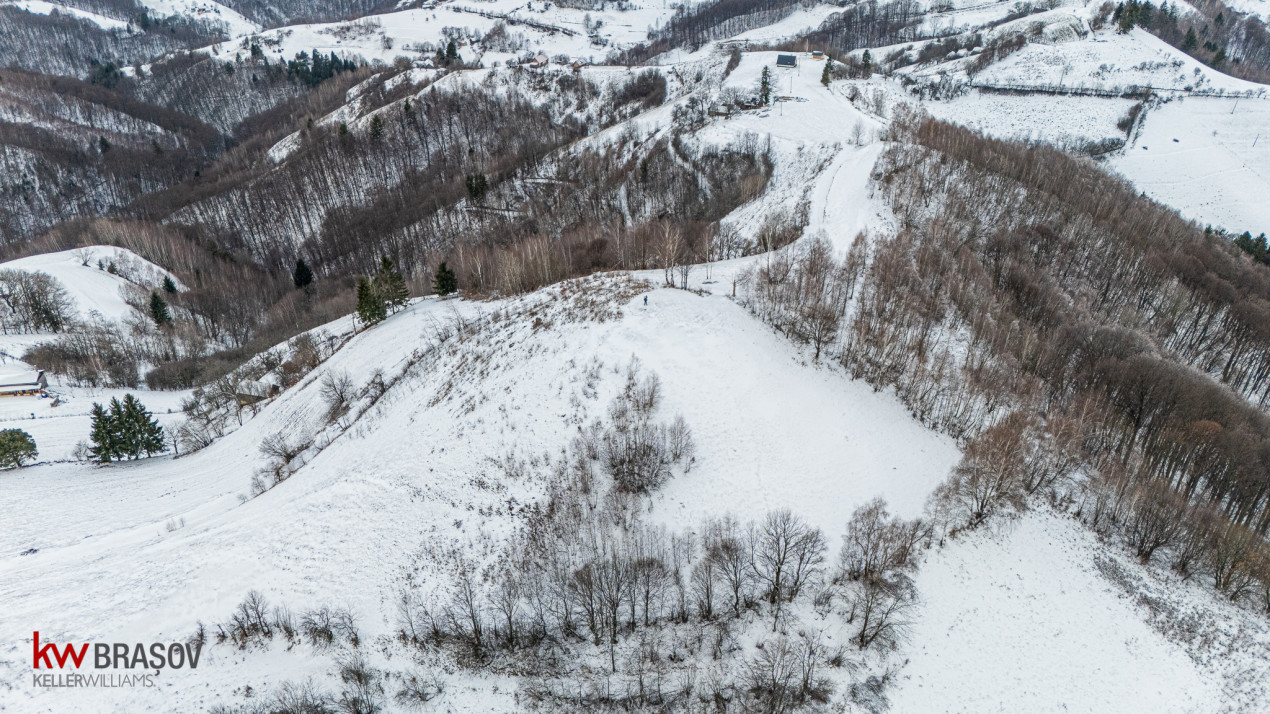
left=973, top=27, right=1267, bottom=94
left=0, top=246, right=176, bottom=323
left=893, top=511, right=1224, bottom=713
left=0, top=272, right=961, bottom=712
left=201, top=5, right=604, bottom=69
left=3, top=5, right=1270, bottom=709
left=137, top=0, right=260, bottom=35
left=3, top=270, right=1259, bottom=712
left=0, top=0, right=130, bottom=29
left=923, top=92, right=1137, bottom=147
left=1111, top=95, right=1270, bottom=235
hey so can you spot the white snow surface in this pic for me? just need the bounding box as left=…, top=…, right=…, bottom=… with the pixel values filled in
left=1111, top=95, right=1270, bottom=235
left=1, top=7, right=1268, bottom=708
left=0, top=0, right=129, bottom=29
left=0, top=246, right=176, bottom=324
left=893, top=510, right=1224, bottom=713
left=975, top=27, right=1268, bottom=94
left=136, top=0, right=260, bottom=35
left=0, top=269, right=955, bottom=712
left=924, top=91, right=1136, bottom=147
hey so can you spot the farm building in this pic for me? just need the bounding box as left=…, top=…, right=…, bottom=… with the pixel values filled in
left=0, top=369, right=47, bottom=397
left=235, top=380, right=279, bottom=406
left=776, top=54, right=798, bottom=68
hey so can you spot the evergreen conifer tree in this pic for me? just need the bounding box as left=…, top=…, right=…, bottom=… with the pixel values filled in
left=150, top=291, right=172, bottom=326
left=122, top=394, right=165, bottom=457
left=821, top=57, right=833, bottom=87
left=112, top=397, right=139, bottom=459
left=90, top=402, right=117, bottom=463
left=465, top=174, right=488, bottom=200
left=760, top=66, right=771, bottom=105
left=377, top=256, right=409, bottom=313
left=294, top=258, right=314, bottom=289
left=356, top=276, right=386, bottom=325
left=162, top=275, right=177, bottom=293
left=1182, top=26, right=1198, bottom=51
left=89, top=396, right=164, bottom=462
left=861, top=50, right=873, bottom=78
left=446, top=40, right=458, bottom=62
left=433, top=262, right=457, bottom=296
left=370, top=114, right=384, bottom=140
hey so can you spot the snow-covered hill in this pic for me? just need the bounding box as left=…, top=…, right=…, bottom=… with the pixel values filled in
left=0, top=246, right=176, bottom=324
left=3, top=269, right=1265, bottom=712
left=2, top=0, right=1270, bottom=710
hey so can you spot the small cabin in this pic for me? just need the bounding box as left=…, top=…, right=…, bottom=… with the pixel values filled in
left=776, top=54, right=798, bottom=68
left=0, top=370, right=47, bottom=397
left=811, top=50, right=824, bottom=60
left=529, top=52, right=549, bottom=68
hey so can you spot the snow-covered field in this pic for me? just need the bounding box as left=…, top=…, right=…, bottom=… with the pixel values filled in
left=4, top=270, right=1261, bottom=711
left=1112, top=95, right=1270, bottom=235
left=893, top=508, right=1270, bottom=712
left=138, top=0, right=260, bottom=35
left=0, top=273, right=951, bottom=711
left=975, top=27, right=1267, bottom=94
left=0, top=246, right=176, bottom=361
left=924, top=91, right=1136, bottom=147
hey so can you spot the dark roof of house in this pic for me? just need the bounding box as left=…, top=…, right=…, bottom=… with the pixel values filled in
left=776, top=54, right=798, bottom=67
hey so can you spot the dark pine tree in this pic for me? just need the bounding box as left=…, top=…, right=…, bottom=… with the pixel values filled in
left=0, top=428, right=37, bottom=468
left=89, top=402, right=117, bottom=463
left=376, top=257, right=409, bottom=313
left=356, top=276, right=386, bottom=326
left=1182, top=26, right=1198, bottom=51
left=150, top=291, right=172, bottom=326
left=433, top=262, right=458, bottom=297
left=121, top=394, right=165, bottom=457
left=294, top=258, right=315, bottom=289
left=465, top=173, right=488, bottom=200
left=162, top=275, right=178, bottom=293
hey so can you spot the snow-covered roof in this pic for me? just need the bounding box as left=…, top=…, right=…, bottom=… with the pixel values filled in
left=0, top=369, right=44, bottom=387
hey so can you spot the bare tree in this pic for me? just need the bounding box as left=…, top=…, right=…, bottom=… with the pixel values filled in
left=1126, top=481, right=1189, bottom=563
left=847, top=575, right=915, bottom=650
left=656, top=222, right=683, bottom=287
left=840, top=498, right=925, bottom=581
left=320, top=370, right=356, bottom=425
left=931, top=414, right=1030, bottom=529
left=752, top=510, right=826, bottom=609
left=1209, top=520, right=1262, bottom=600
